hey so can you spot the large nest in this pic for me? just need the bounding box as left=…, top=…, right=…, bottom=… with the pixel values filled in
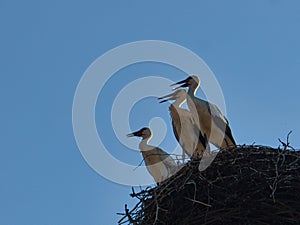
left=118, top=145, right=300, bottom=225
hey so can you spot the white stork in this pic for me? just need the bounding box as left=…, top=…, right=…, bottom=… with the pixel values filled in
left=158, top=89, right=209, bottom=160
left=172, top=76, right=236, bottom=149
left=127, top=127, right=179, bottom=184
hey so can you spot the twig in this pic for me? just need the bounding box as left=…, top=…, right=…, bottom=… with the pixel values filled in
left=278, top=131, right=295, bottom=150
left=184, top=197, right=212, bottom=207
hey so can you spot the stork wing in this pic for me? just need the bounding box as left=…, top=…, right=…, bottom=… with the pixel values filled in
left=207, top=102, right=236, bottom=146
left=190, top=116, right=207, bottom=149
left=154, top=147, right=176, bottom=165
left=169, top=105, right=181, bottom=144
left=163, top=154, right=180, bottom=176
left=164, top=155, right=178, bottom=168
left=208, top=102, right=228, bottom=125
left=170, top=105, right=203, bottom=157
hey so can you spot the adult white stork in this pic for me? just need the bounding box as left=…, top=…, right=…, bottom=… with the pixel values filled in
left=127, top=127, right=179, bottom=184
left=158, top=89, right=209, bottom=160
left=172, top=76, right=236, bottom=149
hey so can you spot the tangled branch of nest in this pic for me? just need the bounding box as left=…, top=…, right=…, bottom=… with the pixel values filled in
left=118, top=145, right=300, bottom=225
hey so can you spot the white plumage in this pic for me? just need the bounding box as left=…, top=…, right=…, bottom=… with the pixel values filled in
left=158, top=89, right=209, bottom=160
left=172, top=76, right=236, bottom=149
left=127, top=127, right=179, bottom=184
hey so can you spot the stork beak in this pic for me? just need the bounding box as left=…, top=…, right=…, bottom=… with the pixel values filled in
left=158, top=99, right=168, bottom=103
left=157, top=92, right=176, bottom=103
left=127, top=130, right=141, bottom=137
left=171, top=78, right=188, bottom=90
left=173, top=83, right=188, bottom=90
left=170, top=78, right=187, bottom=86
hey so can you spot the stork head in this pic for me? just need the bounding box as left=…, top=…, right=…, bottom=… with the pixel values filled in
left=157, top=89, right=186, bottom=104
left=127, top=127, right=152, bottom=139
left=171, top=75, right=200, bottom=89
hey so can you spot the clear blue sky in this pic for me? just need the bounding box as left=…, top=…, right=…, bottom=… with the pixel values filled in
left=1, top=0, right=300, bottom=224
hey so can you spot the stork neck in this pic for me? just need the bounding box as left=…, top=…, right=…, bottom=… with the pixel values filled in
left=187, top=84, right=198, bottom=97
left=139, top=136, right=152, bottom=152
left=173, top=98, right=185, bottom=107
left=141, top=136, right=151, bottom=145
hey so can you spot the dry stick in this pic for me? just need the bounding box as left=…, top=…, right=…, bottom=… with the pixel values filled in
left=184, top=197, right=212, bottom=207
left=152, top=191, right=164, bottom=225
left=130, top=188, right=151, bottom=198
left=118, top=194, right=144, bottom=224
left=269, top=150, right=281, bottom=203
left=278, top=130, right=295, bottom=150
left=125, top=204, right=135, bottom=224
left=188, top=180, right=197, bottom=203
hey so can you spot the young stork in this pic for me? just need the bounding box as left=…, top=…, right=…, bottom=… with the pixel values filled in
left=127, top=127, right=179, bottom=184
left=158, top=89, right=209, bottom=160
left=172, top=76, right=236, bottom=149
